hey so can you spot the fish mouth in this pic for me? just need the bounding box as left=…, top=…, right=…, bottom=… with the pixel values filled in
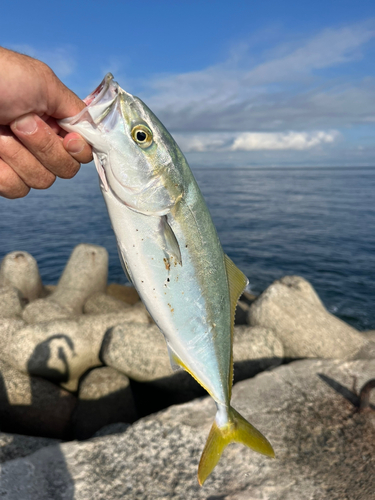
left=59, top=73, right=121, bottom=129
left=83, top=73, right=116, bottom=107
left=83, top=73, right=114, bottom=106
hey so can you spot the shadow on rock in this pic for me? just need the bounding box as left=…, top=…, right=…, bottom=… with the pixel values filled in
left=27, top=334, right=75, bottom=384
left=130, top=357, right=283, bottom=418
left=0, top=443, right=75, bottom=500
left=0, top=359, right=76, bottom=440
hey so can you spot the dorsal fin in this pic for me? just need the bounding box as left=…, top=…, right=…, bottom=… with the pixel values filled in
left=224, top=254, right=248, bottom=397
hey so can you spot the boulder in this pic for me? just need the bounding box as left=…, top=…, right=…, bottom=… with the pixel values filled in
left=22, top=299, right=72, bottom=324
left=22, top=244, right=108, bottom=323
left=0, top=287, right=23, bottom=319
left=101, top=323, right=173, bottom=382
left=0, top=358, right=76, bottom=439
left=0, top=318, right=25, bottom=355
left=83, top=292, right=131, bottom=315
left=248, top=275, right=369, bottom=358
left=0, top=251, right=44, bottom=303
left=6, top=312, right=149, bottom=392
left=0, top=359, right=373, bottom=499
left=74, top=367, right=137, bottom=439
left=232, top=326, right=283, bottom=382
left=0, top=432, right=60, bottom=464
left=106, top=283, right=140, bottom=305
left=363, top=330, right=375, bottom=340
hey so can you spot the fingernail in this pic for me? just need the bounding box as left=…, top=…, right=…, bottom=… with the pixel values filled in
left=14, top=115, right=37, bottom=134
left=66, top=138, right=85, bottom=154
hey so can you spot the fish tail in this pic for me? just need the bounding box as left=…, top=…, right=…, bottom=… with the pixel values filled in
left=197, top=405, right=275, bottom=486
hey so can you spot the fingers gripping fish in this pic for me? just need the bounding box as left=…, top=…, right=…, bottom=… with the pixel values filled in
left=59, top=74, right=274, bottom=485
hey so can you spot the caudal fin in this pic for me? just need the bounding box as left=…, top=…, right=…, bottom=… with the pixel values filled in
left=198, top=406, right=275, bottom=486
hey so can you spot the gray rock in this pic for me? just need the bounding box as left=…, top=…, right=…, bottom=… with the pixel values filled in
left=1, top=359, right=373, bottom=499
left=22, top=299, right=72, bottom=324
left=74, top=367, right=136, bottom=439
left=0, top=251, right=44, bottom=302
left=0, top=432, right=60, bottom=463
left=106, top=283, right=140, bottom=305
left=101, top=323, right=173, bottom=382
left=6, top=312, right=149, bottom=392
left=83, top=292, right=131, bottom=315
left=0, top=358, right=76, bottom=439
left=363, top=330, right=375, bottom=340
left=0, top=287, right=23, bottom=319
left=0, top=318, right=25, bottom=355
left=233, top=326, right=283, bottom=381
left=92, top=422, right=130, bottom=438
left=248, top=275, right=369, bottom=358
left=22, top=244, right=109, bottom=323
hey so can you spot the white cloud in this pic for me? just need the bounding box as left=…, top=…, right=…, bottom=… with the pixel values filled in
left=173, top=130, right=339, bottom=153
left=140, top=20, right=375, bottom=135
left=230, top=130, right=339, bottom=151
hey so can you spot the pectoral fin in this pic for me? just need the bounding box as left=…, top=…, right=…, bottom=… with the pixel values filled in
left=224, top=254, right=248, bottom=396
left=158, top=216, right=182, bottom=268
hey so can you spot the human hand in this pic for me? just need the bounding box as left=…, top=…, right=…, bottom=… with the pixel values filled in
left=0, top=47, right=92, bottom=198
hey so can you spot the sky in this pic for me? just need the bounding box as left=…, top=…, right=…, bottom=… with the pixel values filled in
left=2, top=0, right=375, bottom=167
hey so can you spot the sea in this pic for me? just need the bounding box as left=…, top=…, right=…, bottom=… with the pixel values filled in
left=0, top=165, right=374, bottom=331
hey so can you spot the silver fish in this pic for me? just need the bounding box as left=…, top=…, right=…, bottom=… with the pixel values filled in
left=59, top=74, right=274, bottom=485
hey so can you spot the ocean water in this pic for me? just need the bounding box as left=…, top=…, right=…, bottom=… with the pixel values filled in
left=0, top=165, right=374, bottom=331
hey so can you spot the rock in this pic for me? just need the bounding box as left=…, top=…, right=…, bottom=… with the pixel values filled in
left=83, top=292, right=131, bottom=314
left=92, top=422, right=130, bottom=438
left=234, top=300, right=249, bottom=325
left=0, top=287, right=23, bottom=319
left=22, top=299, right=72, bottom=324
left=0, top=251, right=44, bottom=303
left=1, top=359, right=373, bottom=499
left=6, top=312, right=149, bottom=392
left=0, top=358, right=76, bottom=439
left=101, top=323, right=173, bottom=382
left=0, top=318, right=25, bottom=355
left=0, top=432, right=60, bottom=463
left=363, top=330, right=375, bottom=340
left=240, top=289, right=258, bottom=304
left=248, top=275, right=369, bottom=359
left=107, top=283, right=140, bottom=305
left=22, top=244, right=109, bottom=323
left=232, top=326, right=283, bottom=381
left=74, top=367, right=136, bottom=439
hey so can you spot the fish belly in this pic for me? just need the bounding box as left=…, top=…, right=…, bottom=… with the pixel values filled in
left=103, top=187, right=231, bottom=405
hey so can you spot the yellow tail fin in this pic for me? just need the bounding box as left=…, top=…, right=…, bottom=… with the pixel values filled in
left=198, top=406, right=275, bottom=486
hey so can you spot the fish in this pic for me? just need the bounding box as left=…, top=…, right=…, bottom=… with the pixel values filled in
left=59, top=74, right=275, bottom=485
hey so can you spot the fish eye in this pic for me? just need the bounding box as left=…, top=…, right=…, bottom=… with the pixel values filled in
left=131, top=124, right=153, bottom=148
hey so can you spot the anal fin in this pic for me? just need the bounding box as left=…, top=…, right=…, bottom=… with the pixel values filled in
left=167, top=343, right=183, bottom=372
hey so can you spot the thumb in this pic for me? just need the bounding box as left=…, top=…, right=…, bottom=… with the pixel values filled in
left=44, top=69, right=87, bottom=120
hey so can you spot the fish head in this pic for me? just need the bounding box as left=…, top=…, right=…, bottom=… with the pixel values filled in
left=59, top=74, right=184, bottom=215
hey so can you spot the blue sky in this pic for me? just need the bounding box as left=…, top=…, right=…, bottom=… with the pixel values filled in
left=3, top=0, right=375, bottom=167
